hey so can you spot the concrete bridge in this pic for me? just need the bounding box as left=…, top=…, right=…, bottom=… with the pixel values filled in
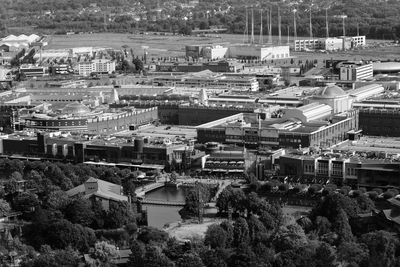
left=135, top=182, right=165, bottom=197
left=140, top=198, right=185, bottom=206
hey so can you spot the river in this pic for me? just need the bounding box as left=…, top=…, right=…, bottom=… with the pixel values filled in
left=142, top=186, right=188, bottom=229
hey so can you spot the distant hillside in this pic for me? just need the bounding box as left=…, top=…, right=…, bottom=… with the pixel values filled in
left=0, top=0, right=399, bottom=40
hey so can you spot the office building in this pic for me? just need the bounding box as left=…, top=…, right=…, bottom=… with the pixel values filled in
left=78, top=59, right=116, bottom=76
left=339, top=62, right=373, bottom=81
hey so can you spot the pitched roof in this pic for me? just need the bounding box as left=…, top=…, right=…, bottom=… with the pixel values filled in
left=66, top=177, right=128, bottom=202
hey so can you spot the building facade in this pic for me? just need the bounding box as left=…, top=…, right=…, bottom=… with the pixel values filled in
left=339, top=62, right=373, bottom=81
left=78, top=59, right=116, bottom=76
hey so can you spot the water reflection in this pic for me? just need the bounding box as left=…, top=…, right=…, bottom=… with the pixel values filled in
left=142, top=186, right=187, bottom=229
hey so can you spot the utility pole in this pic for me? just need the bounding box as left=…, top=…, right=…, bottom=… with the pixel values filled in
left=259, top=10, right=263, bottom=45
left=251, top=7, right=255, bottom=44
left=325, top=7, right=329, bottom=38
left=243, top=7, right=249, bottom=43
left=309, top=6, right=313, bottom=40
left=340, top=14, right=348, bottom=37
left=268, top=8, right=272, bottom=44
left=278, top=5, right=281, bottom=45
left=293, top=9, right=297, bottom=40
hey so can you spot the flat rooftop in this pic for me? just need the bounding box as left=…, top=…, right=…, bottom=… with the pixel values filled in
left=115, top=125, right=197, bottom=140
left=332, top=136, right=400, bottom=154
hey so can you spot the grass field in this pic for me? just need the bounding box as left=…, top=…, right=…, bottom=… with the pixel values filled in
left=44, top=32, right=400, bottom=61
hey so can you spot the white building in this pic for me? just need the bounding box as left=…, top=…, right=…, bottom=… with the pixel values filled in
left=282, top=103, right=332, bottom=122
left=202, top=45, right=228, bottom=60
left=295, top=36, right=366, bottom=51
left=78, top=59, right=116, bottom=76
left=324, top=38, right=344, bottom=51
left=308, top=84, right=351, bottom=114
left=71, top=47, right=93, bottom=57
left=339, top=62, right=373, bottom=81
left=20, top=64, right=47, bottom=77
left=294, top=39, right=324, bottom=51
left=228, top=44, right=290, bottom=60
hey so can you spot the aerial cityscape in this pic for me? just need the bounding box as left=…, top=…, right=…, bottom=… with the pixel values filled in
left=1, top=0, right=400, bottom=266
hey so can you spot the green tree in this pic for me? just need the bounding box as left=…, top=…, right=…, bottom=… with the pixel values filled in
left=247, top=215, right=267, bottom=243
left=314, top=242, right=337, bottom=267
left=104, top=201, right=135, bottom=228
left=233, top=217, right=250, bottom=247
left=45, top=190, right=70, bottom=211
left=13, top=191, right=39, bottom=212
left=65, top=198, right=94, bottom=227
left=311, top=193, right=359, bottom=221
left=45, top=219, right=96, bottom=252
left=334, top=208, right=354, bottom=244
left=132, top=57, right=144, bottom=73
left=360, top=230, right=399, bottom=267
left=21, top=247, right=80, bottom=267
left=0, top=199, right=11, bottom=217
left=337, top=242, right=369, bottom=266
left=128, top=240, right=145, bottom=267
left=228, top=244, right=257, bottom=267
left=176, top=253, right=205, bottom=267
left=143, top=245, right=174, bottom=267
left=315, top=216, right=332, bottom=236
left=137, top=226, right=169, bottom=245
left=204, top=224, right=227, bottom=249
left=90, top=241, right=118, bottom=265
left=273, top=223, right=308, bottom=252
left=200, top=248, right=228, bottom=267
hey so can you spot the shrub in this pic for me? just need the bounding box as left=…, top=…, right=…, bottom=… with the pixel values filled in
left=372, top=188, right=383, bottom=195
left=366, top=191, right=379, bottom=200
left=278, top=183, right=289, bottom=192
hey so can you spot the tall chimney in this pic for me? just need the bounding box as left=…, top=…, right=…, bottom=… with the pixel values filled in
left=293, top=9, right=297, bottom=40
left=309, top=7, right=313, bottom=40
left=268, top=8, right=272, bottom=44
left=287, top=25, right=290, bottom=44
left=251, top=7, right=255, bottom=44
left=325, top=8, right=329, bottom=38
left=259, top=10, right=263, bottom=44
left=243, top=7, right=249, bottom=43
left=278, top=6, right=281, bottom=45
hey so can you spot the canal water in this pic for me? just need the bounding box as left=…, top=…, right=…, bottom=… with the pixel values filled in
left=142, top=186, right=188, bottom=229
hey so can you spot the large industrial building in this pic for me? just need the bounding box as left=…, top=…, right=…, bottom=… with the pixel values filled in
left=279, top=152, right=400, bottom=188
left=196, top=104, right=358, bottom=149
left=227, top=44, right=290, bottom=60
left=0, top=130, right=195, bottom=170
left=185, top=44, right=290, bottom=61
left=154, top=61, right=243, bottom=73
left=152, top=70, right=259, bottom=91
left=20, top=102, right=158, bottom=134
left=294, top=36, right=366, bottom=51
left=185, top=45, right=228, bottom=60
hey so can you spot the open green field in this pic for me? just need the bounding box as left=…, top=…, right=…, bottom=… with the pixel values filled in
left=45, top=33, right=246, bottom=58
left=44, top=32, right=400, bottom=61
